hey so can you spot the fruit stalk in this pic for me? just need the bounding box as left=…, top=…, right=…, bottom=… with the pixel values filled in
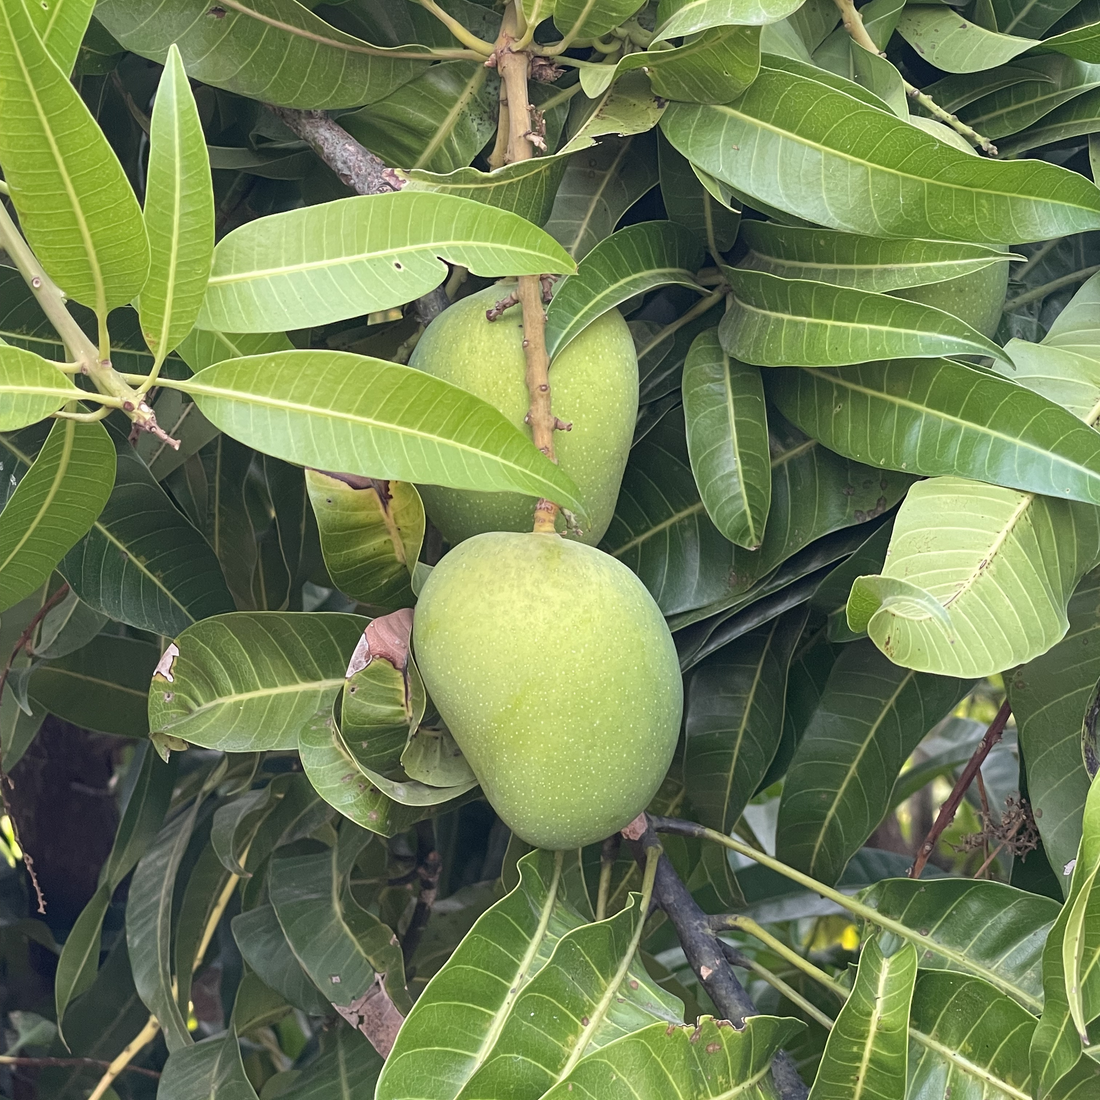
left=496, top=3, right=561, bottom=534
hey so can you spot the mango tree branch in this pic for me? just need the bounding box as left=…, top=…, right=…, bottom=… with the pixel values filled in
left=622, top=816, right=810, bottom=1100
left=0, top=201, right=176, bottom=447
left=495, top=3, right=562, bottom=534
left=830, top=0, right=998, bottom=155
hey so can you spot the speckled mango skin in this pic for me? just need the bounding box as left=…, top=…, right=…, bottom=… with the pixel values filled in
left=410, top=285, right=638, bottom=546
left=413, top=532, right=683, bottom=850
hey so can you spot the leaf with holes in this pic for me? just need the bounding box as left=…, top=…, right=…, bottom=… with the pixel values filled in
left=197, top=192, right=575, bottom=333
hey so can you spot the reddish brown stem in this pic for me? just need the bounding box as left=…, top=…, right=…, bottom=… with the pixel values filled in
left=909, top=700, right=1012, bottom=878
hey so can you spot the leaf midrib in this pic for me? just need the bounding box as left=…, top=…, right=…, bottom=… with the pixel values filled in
left=159, top=677, right=346, bottom=728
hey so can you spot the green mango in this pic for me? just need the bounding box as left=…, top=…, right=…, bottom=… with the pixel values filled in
left=413, top=531, right=682, bottom=849
left=410, top=284, right=638, bottom=546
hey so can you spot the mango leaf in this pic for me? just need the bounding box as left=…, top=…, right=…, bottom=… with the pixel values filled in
left=0, top=348, right=87, bottom=430
left=768, top=359, right=1100, bottom=507
left=683, top=608, right=807, bottom=836
left=554, top=0, right=645, bottom=39
left=341, top=62, right=498, bottom=176
left=1000, top=84, right=1100, bottom=155
left=907, top=970, right=1035, bottom=1100
left=197, top=192, right=575, bottom=333
left=682, top=328, right=771, bottom=549
left=401, top=155, right=570, bottom=229
left=660, top=58, right=1100, bottom=244
left=268, top=842, right=409, bottom=1021
left=231, top=903, right=331, bottom=1016
left=0, top=0, right=148, bottom=315
left=59, top=438, right=234, bottom=637
left=1010, top=572, right=1100, bottom=894
left=544, top=221, right=704, bottom=359
left=260, top=1026, right=383, bottom=1099
left=148, top=611, right=366, bottom=751
left=94, top=0, right=422, bottom=110
left=1031, top=773, right=1100, bottom=1096
left=655, top=0, right=807, bottom=36
left=127, top=761, right=224, bottom=1052
left=211, top=786, right=277, bottom=877
left=157, top=1031, right=258, bottom=1100
left=601, top=406, right=735, bottom=616
left=139, top=43, right=215, bottom=362
left=32, top=588, right=107, bottom=660
left=811, top=938, right=916, bottom=1100
left=452, top=891, right=683, bottom=1100
left=55, top=744, right=176, bottom=1032
left=544, top=134, right=660, bottom=260
left=776, top=641, right=969, bottom=886
left=559, top=70, right=667, bottom=158
left=539, top=1014, right=804, bottom=1100
left=377, top=850, right=586, bottom=1100
left=582, top=25, right=761, bottom=104
left=896, top=8, right=1037, bottom=73
left=0, top=417, right=114, bottom=613
left=305, top=471, right=423, bottom=613
left=658, top=133, right=741, bottom=256
left=25, top=0, right=96, bottom=74
left=298, top=710, right=454, bottom=836
left=738, top=223, right=1015, bottom=292
left=862, top=878, right=1057, bottom=1013
left=177, top=351, right=586, bottom=519
left=1042, top=20, right=1100, bottom=64
left=29, top=634, right=160, bottom=737
left=848, top=477, right=1100, bottom=677
left=720, top=269, right=1010, bottom=367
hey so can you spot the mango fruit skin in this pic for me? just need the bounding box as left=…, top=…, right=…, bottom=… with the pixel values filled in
left=410, top=285, right=638, bottom=546
left=413, top=531, right=683, bottom=850
left=893, top=258, right=1009, bottom=338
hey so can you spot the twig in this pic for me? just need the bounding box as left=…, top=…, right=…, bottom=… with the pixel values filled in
left=402, top=819, right=442, bottom=967
left=1004, top=265, right=1100, bottom=310
left=720, top=944, right=837, bottom=1032
left=0, top=1056, right=159, bottom=1080
left=268, top=107, right=448, bottom=328
left=622, top=816, right=809, bottom=1100
left=596, top=833, right=620, bottom=921
left=0, top=202, right=177, bottom=446
left=494, top=4, right=562, bottom=533
left=909, top=700, right=1012, bottom=879
left=86, top=1015, right=160, bottom=1100
left=830, top=0, right=998, bottom=155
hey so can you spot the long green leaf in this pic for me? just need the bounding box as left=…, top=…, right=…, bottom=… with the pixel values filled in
left=683, top=609, right=806, bottom=836
left=738, top=222, right=1015, bottom=292
left=376, top=850, right=585, bottom=1100
left=29, top=634, right=159, bottom=737
left=260, top=1026, right=383, bottom=1100
left=26, top=0, right=95, bottom=74
left=545, top=221, right=703, bottom=359
left=176, top=351, right=586, bottom=518
left=1010, top=571, right=1100, bottom=893
left=305, top=471, right=422, bottom=613
left=896, top=8, right=1037, bottom=73
left=683, top=329, right=771, bottom=549
left=848, top=476, right=1100, bottom=677
left=809, top=938, right=916, bottom=1100
left=1032, top=773, right=1100, bottom=1096
left=94, top=0, right=422, bottom=110
left=0, top=417, right=113, bottom=613
left=197, top=192, right=575, bottom=333
left=721, top=268, right=1010, bottom=367
left=0, top=347, right=86, bottom=430
left=655, top=0, right=806, bottom=36
left=59, top=438, right=234, bottom=637
left=776, top=641, right=969, bottom=885
left=0, top=0, right=148, bottom=314
left=861, top=878, right=1057, bottom=1013
left=768, top=359, right=1100, bottom=506
left=907, top=971, right=1035, bottom=1100
left=540, top=1015, right=804, bottom=1100
left=157, top=1032, right=258, bottom=1100
left=660, top=58, right=1100, bottom=243
left=148, top=611, right=366, bottom=750
left=140, top=43, right=215, bottom=362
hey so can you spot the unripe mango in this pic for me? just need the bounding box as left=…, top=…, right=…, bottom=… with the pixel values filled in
left=893, top=258, right=1009, bottom=338
left=410, top=285, right=638, bottom=546
left=412, top=531, right=683, bottom=849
